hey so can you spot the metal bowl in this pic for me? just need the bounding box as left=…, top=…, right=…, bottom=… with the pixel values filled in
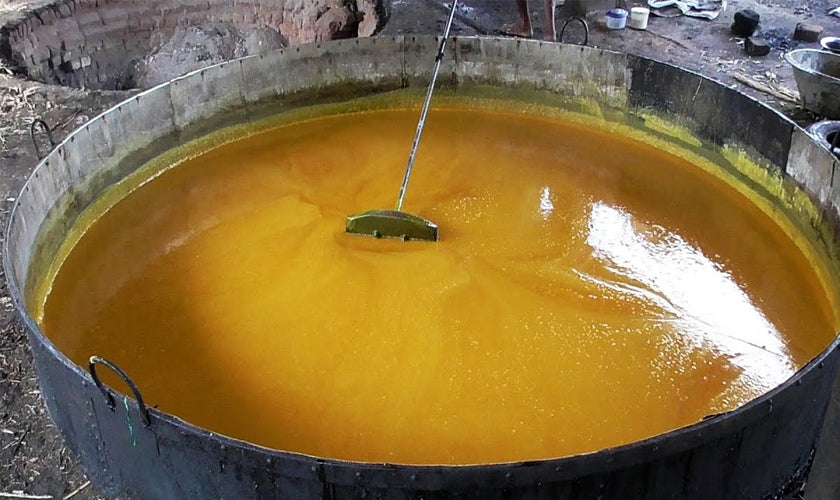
left=820, top=36, right=840, bottom=54
left=785, top=48, right=840, bottom=118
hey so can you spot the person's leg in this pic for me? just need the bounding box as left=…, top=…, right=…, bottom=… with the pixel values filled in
left=504, top=0, right=533, bottom=37
left=543, top=0, right=556, bottom=41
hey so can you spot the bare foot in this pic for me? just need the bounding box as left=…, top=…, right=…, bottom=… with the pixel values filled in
left=501, top=22, right=533, bottom=38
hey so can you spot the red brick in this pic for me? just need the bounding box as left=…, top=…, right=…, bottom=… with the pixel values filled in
left=36, top=8, right=57, bottom=25
left=33, top=30, right=61, bottom=51
left=52, top=18, right=85, bottom=48
left=74, top=0, right=96, bottom=10
left=137, top=12, right=155, bottom=31
left=16, top=36, right=36, bottom=55
left=98, top=7, right=128, bottom=25
left=27, top=62, right=41, bottom=78
left=127, top=12, right=142, bottom=31
left=117, top=1, right=148, bottom=18
left=81, top=18, right=110, bottom=40
left=75, top=10, right=104, bottom=28
left=101, top=35, right=124, bottom=50
left=12, top=38, right=35, bottom=57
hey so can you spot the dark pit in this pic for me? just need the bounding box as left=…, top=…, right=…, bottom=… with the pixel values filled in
left=1, top=0, right=391, bottom=90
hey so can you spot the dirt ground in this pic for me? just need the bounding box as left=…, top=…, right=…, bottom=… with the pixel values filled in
left=0, top=0, right=839, bottom=498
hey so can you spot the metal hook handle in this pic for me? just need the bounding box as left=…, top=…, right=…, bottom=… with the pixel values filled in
left=30, top=118, right=57, bottom=160
left=88, top=356, right=151, bottom=427
left=559, top=17, right=589, bottom=46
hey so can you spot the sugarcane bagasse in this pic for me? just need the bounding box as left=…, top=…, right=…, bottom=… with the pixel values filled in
left=34, top=106, right=839, bottom=465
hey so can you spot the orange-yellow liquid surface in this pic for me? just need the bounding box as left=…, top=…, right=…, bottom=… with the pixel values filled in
left=37, top=108, right=839, bottom=465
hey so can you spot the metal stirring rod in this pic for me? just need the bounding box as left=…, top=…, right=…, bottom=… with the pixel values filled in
left=395, top=0, right=458, bottom=211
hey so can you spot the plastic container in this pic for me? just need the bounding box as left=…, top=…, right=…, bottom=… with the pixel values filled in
left=628, top=7, right=650, bottom=30
left=606, top=9, right=628, bottom=30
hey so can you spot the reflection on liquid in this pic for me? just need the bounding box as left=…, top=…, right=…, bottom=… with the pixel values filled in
left=539, top=186, right=554, bottom=221
left=35, top=107, right=838, bottom=465
left=585, top=202, right=795, bottom=397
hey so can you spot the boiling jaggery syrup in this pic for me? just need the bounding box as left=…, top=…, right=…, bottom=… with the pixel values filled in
left=36, top=107, right=839, bottom=465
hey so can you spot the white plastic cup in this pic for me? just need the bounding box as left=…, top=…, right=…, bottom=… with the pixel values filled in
left=628, top=7, right=650, bottom=30
left=606, top=9, right=629, bottom=30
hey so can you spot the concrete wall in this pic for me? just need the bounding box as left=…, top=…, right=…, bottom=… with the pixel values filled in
left=2, top=0, right=391, bottom=89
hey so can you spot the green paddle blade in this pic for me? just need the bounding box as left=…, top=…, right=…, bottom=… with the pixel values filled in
left=345, top=210, right=439, bottom=242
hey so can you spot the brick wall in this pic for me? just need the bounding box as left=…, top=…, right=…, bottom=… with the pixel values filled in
left=2, top=0, right=390, bottom=89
